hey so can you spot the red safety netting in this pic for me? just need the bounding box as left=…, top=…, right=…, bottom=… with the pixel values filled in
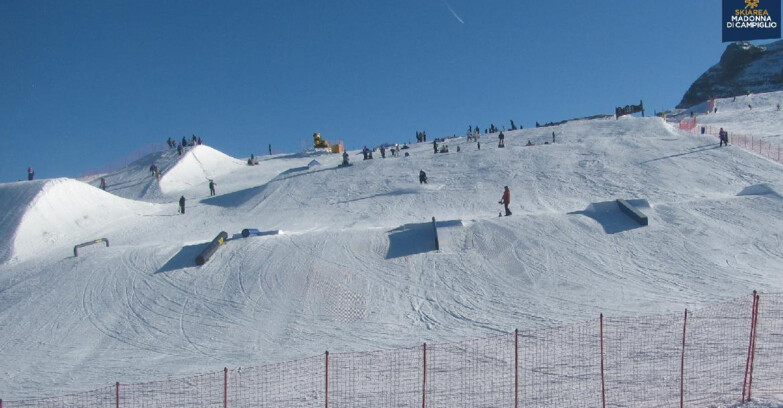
left=229, top=355, right=323, bottom=408
left=4, top=293, right=783, bottom=408
left=519, top=320, right=602, bottom=407
left=329, top=345, right=421, bottom=407
left=426, top=333, right=515, bottom=408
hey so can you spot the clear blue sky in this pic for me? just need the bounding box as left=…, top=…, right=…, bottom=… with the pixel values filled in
left=0, top=0, right=764, bottom=182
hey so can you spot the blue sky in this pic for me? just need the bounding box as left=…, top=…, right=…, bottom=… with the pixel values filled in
left=0, top=0, right=765, bottom=182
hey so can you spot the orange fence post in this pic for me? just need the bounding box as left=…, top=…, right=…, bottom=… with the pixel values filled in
left=514, top=329, right=519, bottom=408
left=680, top=309, right=688, bottom=408
left=325, top=351, right=329, bottom=408
left=422, top=343, right=427, bottom=408
left=600, top=314, right=606, bottom=408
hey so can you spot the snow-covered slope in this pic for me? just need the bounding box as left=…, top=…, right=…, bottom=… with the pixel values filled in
left=2, top=97, right=783, bottom=402
left=0, top=178, right=156, bottom=264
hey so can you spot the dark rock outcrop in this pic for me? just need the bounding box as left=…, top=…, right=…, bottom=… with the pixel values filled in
left=677, top=40, right=783, bottom=108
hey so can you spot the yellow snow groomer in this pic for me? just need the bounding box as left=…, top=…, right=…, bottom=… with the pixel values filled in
left=313, top=133, right=330, bottom=149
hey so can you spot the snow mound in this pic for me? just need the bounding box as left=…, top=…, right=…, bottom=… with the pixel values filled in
left=159, top=145, right=245, bottom=194
left=0, top=178, right=155, bottom=264
left=738, top=183, right=783, bottom=197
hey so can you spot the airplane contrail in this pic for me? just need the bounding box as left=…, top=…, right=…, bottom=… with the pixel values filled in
left=442, top=0, right=464, bottom=24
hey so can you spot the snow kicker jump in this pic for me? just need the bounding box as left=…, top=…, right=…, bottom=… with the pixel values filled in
left=73, top=238, right=110, bottom=257
left=195, top=231, right=228, bottom=266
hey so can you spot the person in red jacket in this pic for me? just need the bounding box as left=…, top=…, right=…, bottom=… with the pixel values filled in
left=499, top=186, right=511, bottom=216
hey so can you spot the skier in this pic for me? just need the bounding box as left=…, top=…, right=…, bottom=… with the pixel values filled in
left=27, top=166, right=34, bottom=181
left=552, top=131, right=556, bottom=143
left=177, top=143, right=183, bottom=156
left=477, top=141, right=481, bottom=150
left=433, top=140, right=438, bottom=154
left=499, top=186, right=511, bottom=216
left=498, top=131, right=505, bottom=148
left=380, top=146, right=386, bottom=158
left=719, top=128, right=728, bottom=147
left=419, top=170, right=427, bottom=184
left=208, top=179, right=216, bottom=196
left=179, top=196, right=186, bottom=214
left=100, top=178, right=107, bottom=190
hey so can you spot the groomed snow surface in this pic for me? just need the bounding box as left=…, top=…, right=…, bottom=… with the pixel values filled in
left=2, top=93, right=783, bottom=406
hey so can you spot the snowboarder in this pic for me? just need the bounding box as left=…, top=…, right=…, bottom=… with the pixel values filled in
left=380, top=146, right=386, bottom=158
left=719, top=128, right=728, bottom=147
left=179, top=196, right=186, bottom=214
left=100, top=178, right=106, bottom=190
left=27, top=166, right=34, bottom=181
left=552, top=131, right=556, bottom=143
left=499, top=186, right=511, bottom=216
left=419, top=170, right=427, bottom=184
left=477, top=141, right=481, bottom=150
left=433, top=140, right=438, bottom=154
left=208, top=179, right=216, bottom=196
left=341, top=151, right=350, bottom=166
left=177, top=143, right=183, bottom=156
left=498, top=132, right=505, bottom=148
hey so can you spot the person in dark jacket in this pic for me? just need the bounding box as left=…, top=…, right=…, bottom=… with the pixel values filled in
left=499, top=186, right=511, bottom=216
left=179, top=196, right=186, bottom=214
left=208, top=180, right=216, bottom=196
left=498, top=132, right=505, bottom=148
left=419, top=170, right=427, bottom=184
left=28, top=166, right=34, bottom=181
left=100, top=178, right=107, bottom=190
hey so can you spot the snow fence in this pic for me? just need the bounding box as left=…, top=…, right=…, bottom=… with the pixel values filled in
left=3, top=292, right=782, bottom=408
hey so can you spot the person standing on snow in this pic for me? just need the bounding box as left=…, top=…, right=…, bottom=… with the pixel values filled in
left=419, top=170, right=427, bottom=184
left=499, top=186, right=511, bottom=216
left=498, top=131, right=505, bottom=148
left=208, top=180, right=216, bottom=196
left=719, top=128, right=728, bottom=147
left=27, top=166, right=34, bottom=181
left=100, top=178, right=107, bottom=190
left=179, top=196, right=186, bottom=214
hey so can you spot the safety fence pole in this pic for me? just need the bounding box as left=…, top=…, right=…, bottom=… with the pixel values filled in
left=680, top=309, right=688, bottom=408
left=422, top=343, right=427, bottom=408
left=742, top=291, right=759, bottom=403
left=600, top=314, right=606, bottom=408
left=514, top=329, right=519, bottom=408
left=748, top=293, right=760, bottom=401
left=223, top=367, right=228, bottom=408
left=325, top=351, right=329, bottom=408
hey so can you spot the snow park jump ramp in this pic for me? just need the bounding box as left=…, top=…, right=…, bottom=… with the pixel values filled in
left=0, top=178, right=155, bottom=264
